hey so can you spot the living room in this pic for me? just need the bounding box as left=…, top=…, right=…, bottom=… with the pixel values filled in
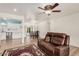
left=0, top=3, right=79, bottom=56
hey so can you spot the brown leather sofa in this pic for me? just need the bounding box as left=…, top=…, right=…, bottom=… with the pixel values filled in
left=38, top=32, right=70, bottom=56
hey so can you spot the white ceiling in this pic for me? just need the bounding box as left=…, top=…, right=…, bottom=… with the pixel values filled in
left=0, top=3, right=79, bottom=21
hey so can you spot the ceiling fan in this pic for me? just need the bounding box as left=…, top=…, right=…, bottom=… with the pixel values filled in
left=38, top=3, right=61, bottom=16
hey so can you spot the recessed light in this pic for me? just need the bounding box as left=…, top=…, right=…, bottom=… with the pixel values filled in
left=13, top=8, right=17, bottom=12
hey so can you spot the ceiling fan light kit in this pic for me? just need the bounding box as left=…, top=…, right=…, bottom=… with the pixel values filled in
left=45, top=10, right=52, bottom=15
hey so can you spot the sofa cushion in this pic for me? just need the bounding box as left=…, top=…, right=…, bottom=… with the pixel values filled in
left=44, top=36, right=50, bottom=42
left=53, top=33, right=66, bottom=38
left=39, top=40, right=55, bottom=52
left=51, top=37, right=65, bottom=46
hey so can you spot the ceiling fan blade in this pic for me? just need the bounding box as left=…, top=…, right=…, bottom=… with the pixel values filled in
left=52, top=3, right=59, bottom=9
left=52, top=10, right=61, bottom=12
left=38, top=7, right=45, bottom=10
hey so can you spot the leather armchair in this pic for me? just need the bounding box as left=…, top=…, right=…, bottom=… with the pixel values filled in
left=38, top=32, right=70, bottom=56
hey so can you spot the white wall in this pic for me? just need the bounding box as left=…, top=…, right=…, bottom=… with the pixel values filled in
left=50, top=13, right=79, bottom=47
left=38, top=21, right=49, bottom=38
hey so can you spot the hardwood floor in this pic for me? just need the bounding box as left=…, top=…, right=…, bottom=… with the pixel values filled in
left=0, top=38, right=79, bottom=56
left=70, top=46, right=79, bottom=56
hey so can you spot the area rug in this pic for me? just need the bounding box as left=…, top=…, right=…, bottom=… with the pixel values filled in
left=2, top=44, right=45, bottom=56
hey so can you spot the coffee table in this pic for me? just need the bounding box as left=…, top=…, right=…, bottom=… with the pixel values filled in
left=2, top=44, right=45, bottom=56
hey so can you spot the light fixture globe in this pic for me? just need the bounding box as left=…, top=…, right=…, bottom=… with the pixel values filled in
left=45, top=10, right=52, bottom=15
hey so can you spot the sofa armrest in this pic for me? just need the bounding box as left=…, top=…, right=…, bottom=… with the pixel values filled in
left=54, top=46, right=69, bottom=56
left=38, top=38, right=44, bottom=44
